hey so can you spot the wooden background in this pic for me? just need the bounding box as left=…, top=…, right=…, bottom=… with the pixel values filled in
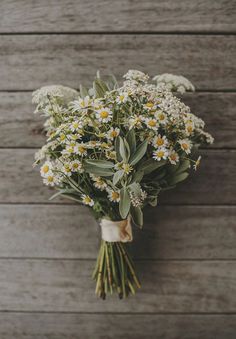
left=0, top=1, right=236, bottom=338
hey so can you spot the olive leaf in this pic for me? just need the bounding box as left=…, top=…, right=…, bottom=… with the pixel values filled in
left=119, top=187, right=131, bottom=219
left=138, top=158, right=166, bottom=175
left=119, top=137, right=130, bottom=162
left=79, top=85, right=89, bottom=98
left=113, top=170, right=124, bottom=185
left=93, top=79, right=109, bottom=98
left=130, top=205, right=143, bottom=227
left=85, top=159, right=114, bottom=168
left=167, top=172, right=189, bottom=185
left=126, top=129, right=136, bottom=154
left=129, top=139, right=148, bottom=166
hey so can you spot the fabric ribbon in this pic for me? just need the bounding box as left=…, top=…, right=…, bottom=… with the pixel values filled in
left=100, top=217, right=133, bottom=243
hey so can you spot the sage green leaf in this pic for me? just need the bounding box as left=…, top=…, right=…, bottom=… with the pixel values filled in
left=85, top=159, right=114, bottom=168
left=126, top=129, right=136, bottom=154
left=119, top=187, right=131, bottom=219
left=139, top=158, right=166, bottom=175
left=79, top=85, right=88, bottom=98
left=168, top=172, right=189, bottom=185
left=176, top=159, right=191, bottom=174
left=113, top=170, right=124, bottom=185
left=93, top=79, right=109, bottom=98
left=130, top=170, right=144, bottom=183
left=124, top=138, right=131, bottom=161
left=84, top=163, right=113, bottom=177
left=129, top=140, right=148, bottom=166
left=130, top=205, right=143, bottom=227
left=128, top=182, right=142, bottom=195
left=119, top=137, right=129, bottom=162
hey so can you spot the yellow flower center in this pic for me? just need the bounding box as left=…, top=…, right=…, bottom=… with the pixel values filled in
left=170, top=154, right=177, bottom=160
left=84, top=197, right=91, bottom=204
left=119, top=95, right=124, bottom=101
left=146, top=102, right=154, bottom=108
left=157, top=151, right=164, bottom=157
left=158, top=113, right=165, bottom=120
left=112, top=192, right=120, bottom=200
left=156, top=138, right=164, bottom=146
left=187, top=125, right=193, bottom=133
left=79, top=146, right=86, bottom=153
left=100, top=111, right=109, bottom=119
left=47, top=176, right=54, bottom=182
left=42, top=165, right=49, bottom=173
left=110, top=130, right=118, bottom=138
left=73, top=122, right=79, bottom=129
left=72, top=163, right=79, bottom=169
left=60, top=134, right=66, bottom=141
left=182, top=143, right=189, bottom=150
left=148, top=120, right=157, bottom=127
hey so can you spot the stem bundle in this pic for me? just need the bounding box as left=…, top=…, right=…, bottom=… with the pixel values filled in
left=92, top=240, right=141, bottom=299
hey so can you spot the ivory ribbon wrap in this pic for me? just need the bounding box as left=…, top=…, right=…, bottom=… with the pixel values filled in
left=100, top=217, right=133, bottom=242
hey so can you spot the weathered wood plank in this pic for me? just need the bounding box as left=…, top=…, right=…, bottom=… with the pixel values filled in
left=1, top=92, right=234, bottom=148
left=0, top=313, right=235, bottom=339
left=0, top=260, right=235, bottom=312
left=0, top=35, right=235, bottom=90
left=0, top=0, right=235, bottom=33
left=0, top=205, right=235, bottom=259
left=0, top=149, right=234, bottom=204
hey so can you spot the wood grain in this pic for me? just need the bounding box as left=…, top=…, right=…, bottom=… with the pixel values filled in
left=0, top=313, right=235, bottom=339
left=0, top=0, right=235, bottom=33
left=1, top=92, right=235, bottom=148
left=0, top=259, right=235, bottom=312
left=0, top=35, right=235, bottom=90
left=0, top=149, right=234, bottom=204
left=0, top=205, right=235, bottom=260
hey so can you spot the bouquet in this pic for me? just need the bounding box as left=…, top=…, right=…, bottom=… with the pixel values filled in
left=32, top=70, right=213, bottom=299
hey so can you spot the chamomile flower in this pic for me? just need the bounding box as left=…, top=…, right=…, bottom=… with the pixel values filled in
left=153, top=148, right=169, bottom=161
left=40, top=161, right=53, bottom=177
left=71, top=160, right=83, bottom=172
left=152, top=134, right=168, bottom=148
left=168, top=149, right=180, bottom=165
left=185, top=121, right=195, bottom=135
left=144, top=101, right=156, bottom=110
left=93, top=177, right=107, bottom=191
left=129, top=115, right=143, bottom=129
left=145, top=118, right=158, bottom=130
left=107, top=190, right=120, bottom=203
left=43, top=173, right=60, bottom=186
left=106, top=127, right=120, bottom=140
left=155, top=110, right=168, bottom=124
left=96, top=107, right=113, bottom=123
left=70, top=96, right=92, bottom=112
left=81, top=194, right=94, bottom=206
left=116, top=93, right=128, bottom=104
left=74, top=144, right=87, bottom=156
left=178, top=139, right=192, bottom=154
left=70, top=120, right=82, bottom=132
left=62, top=163, right=72, bottom=176
left=122, top=163, right=133, bottom=174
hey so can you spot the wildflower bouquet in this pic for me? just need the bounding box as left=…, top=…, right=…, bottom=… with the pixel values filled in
left=33, top=70, right=213, bottom=299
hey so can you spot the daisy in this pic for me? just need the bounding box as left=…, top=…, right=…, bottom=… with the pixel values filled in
left=93, top=177, right=107, bottom=191
left=153, top=148, right=169, bottom=161
left=74, top=144, right=87, bottom=156
left=185, top=121, right=194, bottom=135
left=71, top=96, right=91, bottom=111
left=145, top=118, right=158, bottom=130
left=62, top=163, right=72, bottom=176
left=155, top=110, right=168, bottom=124
left=116, top=93, right=128, bottom=104
left=106, top=127, right=120, bottom=140
left=178, top=139, right=192, bottom=154
left=108, top=190, right=120, bottom=203
left=43, top=173, right=59, bottom=186
left=40, top=161, right=53, bottom=177
left=96, top=107, right=113, bottom=123
left=168, top=149, right=180, bottom=165
left=122, top=163, right=133, bottom=174
left=144, top=101, right=156, bottom=110
left=152, top=134, right=168, bottom=148
left=71, top=160, right=83, bottom=172
left=129, top=115, right=143, bottom=129
left=81, top=194, right=94, bottom=206
left=70, top=120, right=82, bottom=132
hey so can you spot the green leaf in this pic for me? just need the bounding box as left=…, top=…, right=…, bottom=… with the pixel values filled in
left=126, top=129, right=136, bottom=154
left=138, top=158, right=166, bottom=175
left=79, top=85, right=88, bottom=98
left=85, top=159, right=114, bottom=168
left=176, top=159, right=190, bottom=174
left=114, top=137, right=122, bottom=162
left=113, top=170, right=124, bottom=185
left=93, top=79, right=109, bottom=98
left=168, top=172, right=189, bottom=185
left=119, top=187, right=131, bottom=219
left=118, top=137, right=130, bottom=162
left=84, top=163, right=113, bottom=177
left=129, top=140, right=148, bottom=166
left=130, top=170, right=144, bottom=183
left=130, top=205, right=143, bottom=227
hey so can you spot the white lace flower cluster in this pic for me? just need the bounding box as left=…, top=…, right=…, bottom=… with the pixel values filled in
left=33, top=70, right=213, bottom=218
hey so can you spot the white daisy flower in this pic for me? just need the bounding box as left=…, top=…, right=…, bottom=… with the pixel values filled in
left=71, top=160, right=83, bottom=172
left=106, top=127, right=120, bottom=140
left=144, top=101, right=156, bottom=110
left=185, top=121, right=195, bottom=135
left=128, top=115, right=143, bottom=129
left=74, top=144, right=88, bottom=156
left=145, top=118, right=158, bottom=130
left=116, top=93, right=128, bottom=104
left=96, top=107, right=113, bottom=123
left=70, top=96, right=92, bottom=112
left=155, top=110, right=168, bottom=124
left=43, top=173, right=60, bottom=186
left=178, top=139, right=192, bottom=154
left=168, top=149, right=180, bottom=165
left=70, top=120, right=83, bottom=132
left=40, top=161, right=53, bottom=178
left=62, top=163, right=72, bottom=176
left=153, top=148, right=169, bottom=161
left=81, top=194, right=94, bottom=206
left=93, top=177, right=107, bottom=191
left=152, top=134, right=168, bottom=148
left=107, top=190, right=120, bottom=203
